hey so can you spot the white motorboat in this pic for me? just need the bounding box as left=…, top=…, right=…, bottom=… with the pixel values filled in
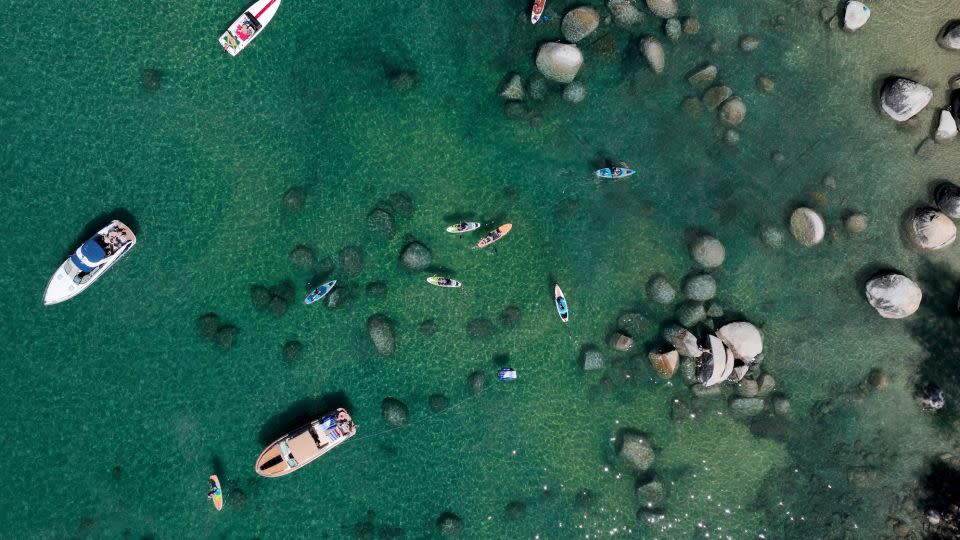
left=43, top=220, right=137, bottom=306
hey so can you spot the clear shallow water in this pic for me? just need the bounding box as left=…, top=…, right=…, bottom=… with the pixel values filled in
left=3, top=0, right=960, bottom=538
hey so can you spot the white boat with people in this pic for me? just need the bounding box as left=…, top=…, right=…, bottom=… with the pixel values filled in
left=219, top=0, right=282, bottom=57
left=43, top=220, right=137, bottom=306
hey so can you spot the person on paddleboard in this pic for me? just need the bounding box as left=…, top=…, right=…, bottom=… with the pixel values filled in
left=207, top=479, right=221, bottom=500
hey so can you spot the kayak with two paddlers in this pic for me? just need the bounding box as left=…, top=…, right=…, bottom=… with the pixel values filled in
left=595, top=167, right=636, bottom=179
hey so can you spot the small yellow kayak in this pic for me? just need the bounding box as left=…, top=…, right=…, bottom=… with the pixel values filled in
left=477, top=224, right=512, bottom=249
left=428, top=276, right=462, bottom=288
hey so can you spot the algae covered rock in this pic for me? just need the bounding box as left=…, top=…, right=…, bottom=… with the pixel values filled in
left=428, top=393, right=449, bottom=412
left=339, top=245, right=365, bottom=276
left=790, top=207, right=825, bottom=247
left=499, top=73, right=525, bottom=101
left=436, top=512, right=463, bottom=536
left=617, top=431, right=655, bottom=471
left=690, top=235, right=725, bottom=267
left=683, top=273, right=716, bottom=301
left=609, top=0, right=643, bottom=26
left=646, top=274, right=676, bottom=303
left=215, top=325, right=239, bottom=351
left=197, top=313, right=220, bottom=340
left=581, top=347, right=605, bottom=370
left=563, top=82, right=587, bottom=104
left=468, top=371, right=487, bottom=394
left=282, top=186, right=307, bottom=213
left=865, top=273, right=922, bottom=319
left=730, top=397, right=765, bottom=416
left=719, top=97, right=746, bottom=126
left=400, top=241, right=432, bottom=270
left=289, top=245, right=316, bottom=272
left=562, top=7, right=600, bottom=43
left=644, top=0, right=677, bottom=18
left=367, top=208, right=395, bottom=238
left=675, top=301, right=706, bottom=327
left=636, top=480, right=665, bottom=508
left=536, top=43, right=584, bottom=84
left=282, top=340, right=303, bottom=362
left=141, top=68, right=162, bottom=92
left=381, top=397, right=410, bottom=427
left=367, top=314, right=396, bottom=356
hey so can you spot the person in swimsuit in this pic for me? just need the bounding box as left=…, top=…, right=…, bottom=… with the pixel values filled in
left=207, top=478, right=220, bottom=500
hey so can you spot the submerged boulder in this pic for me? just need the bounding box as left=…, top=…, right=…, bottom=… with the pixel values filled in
left=906, top=207, right=956, bottom=250
left=687, top=64, right=717, bottom=87
left=367, top=208, right=395, bottom=237
left=608, top=0, right=643, bottom=26
left=636, top=480, right=665, bottom=508
left=563, top=82, right=587, bottom=104
left=437, top=512, right=463, bottom=536
left=644, top=0, right=677, bottom=18
left=609, top=332, right=635, bottom=352
left=562, top=7, right=600, bottom=42
left=702, top=86, right=733, bottom=110
left=646, top=274, right=676, bottom=303
left=581, top=348, right=605, bottom=370
left=690, top=235, right=725, bottom=267
left=381, top=398, right=409, bottom=427
left=367, top=314, right=397, bottom=356
left=400, top=241, right=432, bottom=270
left=640, top=37, right=665, bottom=74
left=536, top=43, right=584, bottom=84
left=282, top=186, right=307, bottom=213
left=865, top=273, right=922, bottom=319
left=719, top=97, right=747, bottom=126
left=499, top=73, right=525, bottom=101
left=881, top=78, right=933, bottom=121
left=845, top=213, right=869, bottom=233
left=197, top=313, right=220, bottom=340
left=617, top=431, right=655, bottom=471
left=339, top=245, right=365, bottom=276
left=790, top=207, right=826, bottom=247
left=730, top=397, right=765, bottom=416
left=683, top=273, right=717, bottom=301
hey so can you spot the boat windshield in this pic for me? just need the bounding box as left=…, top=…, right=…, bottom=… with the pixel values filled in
left=278, top=440, right=298, bottom=468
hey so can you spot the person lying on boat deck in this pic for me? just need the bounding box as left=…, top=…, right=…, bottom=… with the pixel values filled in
left=335, top=410, right=356, bottom=434
left=556, top=296, right=566, bottom=308
left=436, top=277, right=451, bottom=286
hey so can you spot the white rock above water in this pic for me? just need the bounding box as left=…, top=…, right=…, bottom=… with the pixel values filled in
left=880, top=78, right=933, bottom=122
left=907, top=207, right=957, bottom=250
left=536, top=43, right=584, bottom=84
left=939, top=21, right=960, bottom=50
left=716, top=322, right=763, bottom=363
left=789, top=207, right=826, bottom=247
left=843, top=1, right=871, bottom=31
left=865, top=273, right=922, bottom=319
left=936, top=109, right=959, bottom=142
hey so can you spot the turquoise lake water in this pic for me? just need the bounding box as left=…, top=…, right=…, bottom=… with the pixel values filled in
left=4, top=0, right=960, bottom=538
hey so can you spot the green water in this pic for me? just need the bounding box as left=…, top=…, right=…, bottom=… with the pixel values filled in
left=4, top=0, right=960, bottom=537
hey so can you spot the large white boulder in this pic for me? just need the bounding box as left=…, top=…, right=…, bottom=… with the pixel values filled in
left=641, top=37, right=665, bottom=74
left=562, top=7, right=600, bottom=43
left=645, top=0, right=677, bottom=18
left=936, top=109, right=959, bottom=142
left=716, top=322, right=763, bottom=363
left=907, top=207, right=957, bottom=250
left=865, top=273, right=922, bottom=319
left=881, top=78, right=933, bottom=121
left=843, top=1, right=871, bottom=31
left=536, top=43, right=584, bottom=84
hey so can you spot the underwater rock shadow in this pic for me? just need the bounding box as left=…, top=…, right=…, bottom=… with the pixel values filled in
left=907, top=261, right=960, bottom=430
left=63, top=209, right=141, bottom=259
left=257, top=391, right=354, bottom=446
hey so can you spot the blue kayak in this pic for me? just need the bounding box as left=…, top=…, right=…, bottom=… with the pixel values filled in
left=304, top=280, right=337, bottom=304
left=595, top=167, right=636, bottom=179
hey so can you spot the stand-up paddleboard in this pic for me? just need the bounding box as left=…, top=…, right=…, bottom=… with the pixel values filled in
left=531, top=0, right=547, bottom=23
left=304, top=280, right=337, bottom=304
left=554, top=284, right=569, bottom=323
left=595, top=167, right=636, bottom=179
left=477, top=224, right=512, bottom=249
left=427, top=276, right=462, bottom=288
left=219, top=0, right=282, bottom=56
left=209, top=475, right=223, bottom=511
left=446, top=222, right=481, bottom=234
